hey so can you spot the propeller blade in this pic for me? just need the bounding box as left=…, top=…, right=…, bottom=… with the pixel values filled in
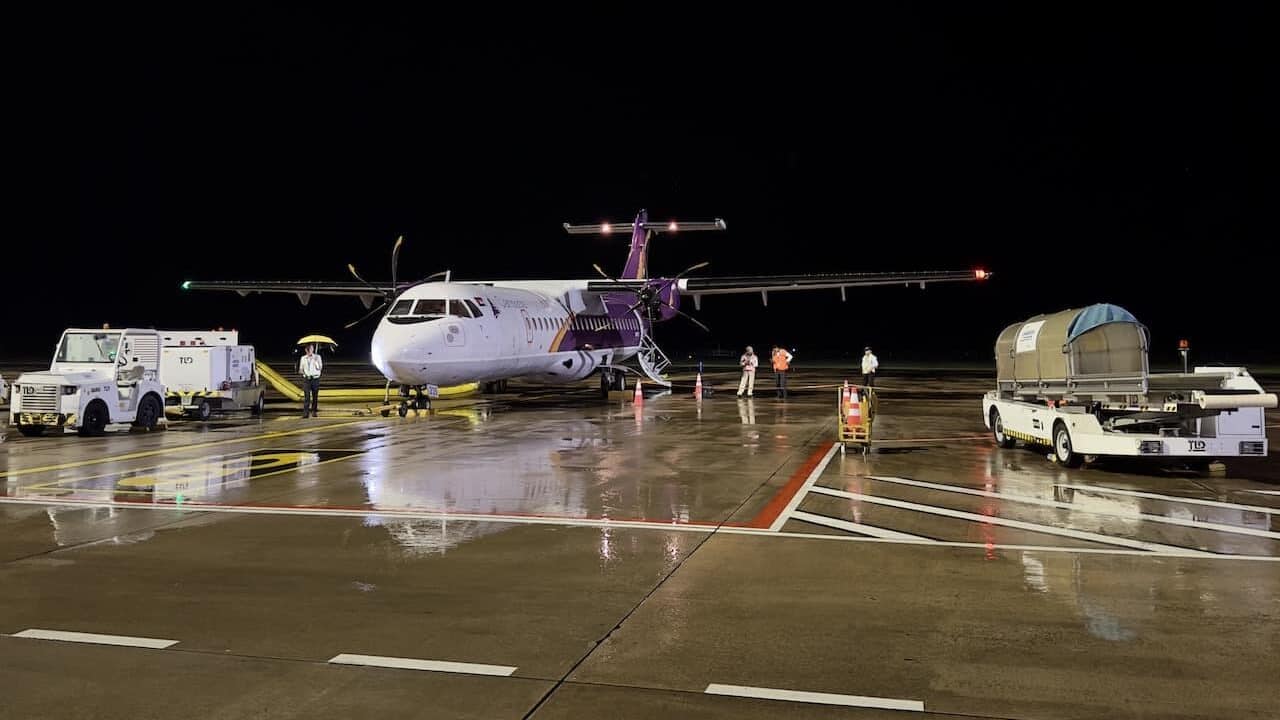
left=348, top=264, right=386, bottom=296
left=410, top=269, right=450, bottom=285
left=658, top=299, right=711, bottom=332
left=390, top=235, right=404, bottom=293
left=343, top=299, right=389, bottom=329
left=675, top=260, right=710, bottom=279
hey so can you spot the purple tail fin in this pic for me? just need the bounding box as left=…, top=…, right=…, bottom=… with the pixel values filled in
left=621, top=209, right=650, bottom=280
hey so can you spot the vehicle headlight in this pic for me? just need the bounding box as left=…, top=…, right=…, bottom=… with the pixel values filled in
left=62, top=386, right=78, bottom=395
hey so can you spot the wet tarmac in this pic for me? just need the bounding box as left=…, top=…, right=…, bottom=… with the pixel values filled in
left=1, top=366, right=1277, bottom=719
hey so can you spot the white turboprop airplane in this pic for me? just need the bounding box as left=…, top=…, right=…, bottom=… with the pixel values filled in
left=184, top=210, right=990, bottom=411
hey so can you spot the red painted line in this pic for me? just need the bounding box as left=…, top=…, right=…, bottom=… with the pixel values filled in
left=746, top=441, right=835, bottom=529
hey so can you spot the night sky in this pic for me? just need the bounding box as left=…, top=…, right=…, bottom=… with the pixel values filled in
left=9, top=6, right=1274, bottom=368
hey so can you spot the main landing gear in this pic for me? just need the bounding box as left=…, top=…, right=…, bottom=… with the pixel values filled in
left=599, top=367, right=627, bottom=398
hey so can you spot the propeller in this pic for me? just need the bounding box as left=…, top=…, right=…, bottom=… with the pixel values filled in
left=342, top=236, right=450, bottom=330
left=593, top=261, right=711, bottom=333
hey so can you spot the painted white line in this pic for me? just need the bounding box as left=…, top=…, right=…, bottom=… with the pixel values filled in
left=10, top=629, right=178, bottom=649
left=705, top=683, right=924, bottom=711
left=3, top=496, right=1276, bottom=561
left=1240, top=489, right=1280, bottom=496
left=715, top=527, right=1280, bottom=561
left=769, top=443, right=841, bottom=532
left=1055, top=484, right=1279, bottom=515
left=866, top=475, right=1280, bottom=539
left=809, top=486, right=1214, bottom=556
left=790, top=510, right=936, bottom=541
left=328, top=653, right=515, bottom=676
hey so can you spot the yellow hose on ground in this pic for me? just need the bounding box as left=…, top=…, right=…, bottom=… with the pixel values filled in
left=255, top=361, right=477, bottom=402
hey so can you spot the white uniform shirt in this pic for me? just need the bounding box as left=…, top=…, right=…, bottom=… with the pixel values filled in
left=300, top=354, right=323, bottom=379
left=740, top=353, right=758, bottom=372
left=861, top=353, right=879, bottom=374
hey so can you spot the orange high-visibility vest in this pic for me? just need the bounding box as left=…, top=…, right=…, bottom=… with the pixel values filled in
left=772, top=349, right=791, bottom=371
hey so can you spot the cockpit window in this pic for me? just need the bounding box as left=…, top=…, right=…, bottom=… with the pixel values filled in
left=413, top=299, right=447, bottom=316
left=450, top=300, right=473, bottom=318
left=463, top=299, right=482, bottom=317
left=388, top=299, right=413, bottom=316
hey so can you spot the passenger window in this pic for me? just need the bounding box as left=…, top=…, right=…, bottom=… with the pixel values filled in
left=388, top=299, right=414, bottom=316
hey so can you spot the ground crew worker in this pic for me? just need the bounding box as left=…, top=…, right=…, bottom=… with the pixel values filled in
left=771, top=345, right=793, bottom=398
left=299, top=343, right=323, bottom=418
left=737, top=345, right=758, bottom=397
left=861, top=346, right=879, bottom=388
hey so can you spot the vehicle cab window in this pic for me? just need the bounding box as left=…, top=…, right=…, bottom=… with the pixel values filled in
left=57, top=332, right=122, bottom=363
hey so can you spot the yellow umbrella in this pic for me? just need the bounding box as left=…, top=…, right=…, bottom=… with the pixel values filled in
left=296, top=334, right=338, bottom=347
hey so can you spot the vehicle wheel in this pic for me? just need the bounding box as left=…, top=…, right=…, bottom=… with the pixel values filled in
left=19, top=425, right=45, bottom=437
left=251, top=394, right=265, bottom=417
left=397, top=401, right=409, bottom=417
left=196, top=399, right=212, bottom=421
left=599, top=371, right=611, bottom=398
left=991, top=409, right=1015, bottom=448
left=134, top=395, right=162, bottom=431
left=1054, top=422, right=1082, bottom=468
left=380, top=408, right=391, bottom=417
left=79, top=402, right=109, bottom=437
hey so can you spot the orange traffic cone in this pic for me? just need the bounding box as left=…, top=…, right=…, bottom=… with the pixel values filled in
left=634, top=378, right=643, bottom=404
left=694, top=372, right=703, bottom=399
left=847, top=388, right=862, bottom=426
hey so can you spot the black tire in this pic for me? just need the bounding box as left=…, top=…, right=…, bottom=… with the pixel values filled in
left=397, top=402, right=409, bottom=417
left=251, top=394, right=265, bottom=416
left=134, top=395, right=162, bottom=431
left=196, top=399, right=212, bottom=421
left=991, top=409, right=1015, bottom=448
left=380, top=408, right=391, bottom=417
left=79, top=401, right=109, bottom=437
left=599, top=371, right=611, bottom=399
left=1054, top=422, right=1082, bottom=468
left=18, top=425, right=45, bottom=437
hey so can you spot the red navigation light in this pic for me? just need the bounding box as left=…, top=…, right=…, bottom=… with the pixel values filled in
left=1178, top=339, right=1189, bottom=349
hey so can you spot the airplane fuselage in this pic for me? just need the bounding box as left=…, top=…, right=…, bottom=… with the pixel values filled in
left=370, top=280, right=644, bottom=387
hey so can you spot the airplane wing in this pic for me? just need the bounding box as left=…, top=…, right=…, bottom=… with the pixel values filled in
left=180, top=280, right=388, bottom=307
left=675, top=269, right=990, bottom=306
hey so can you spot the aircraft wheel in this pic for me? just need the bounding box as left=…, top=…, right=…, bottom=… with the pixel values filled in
left=397, top=402, right=409, bottom=418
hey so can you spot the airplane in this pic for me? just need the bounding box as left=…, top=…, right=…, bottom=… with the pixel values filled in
left=183, top=209, right=990, bottom=413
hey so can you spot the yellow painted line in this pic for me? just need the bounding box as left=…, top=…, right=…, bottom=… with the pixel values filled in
left=0, top=421, right=366, bottom=480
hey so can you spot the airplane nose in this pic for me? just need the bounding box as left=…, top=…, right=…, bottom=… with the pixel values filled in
left=371, top=320, right=445, bottom=384
left=371, top=323, right=393, bottom=378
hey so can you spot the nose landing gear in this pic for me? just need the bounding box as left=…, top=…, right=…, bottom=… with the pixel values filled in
left=382, top=384, right=432, bottom=417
